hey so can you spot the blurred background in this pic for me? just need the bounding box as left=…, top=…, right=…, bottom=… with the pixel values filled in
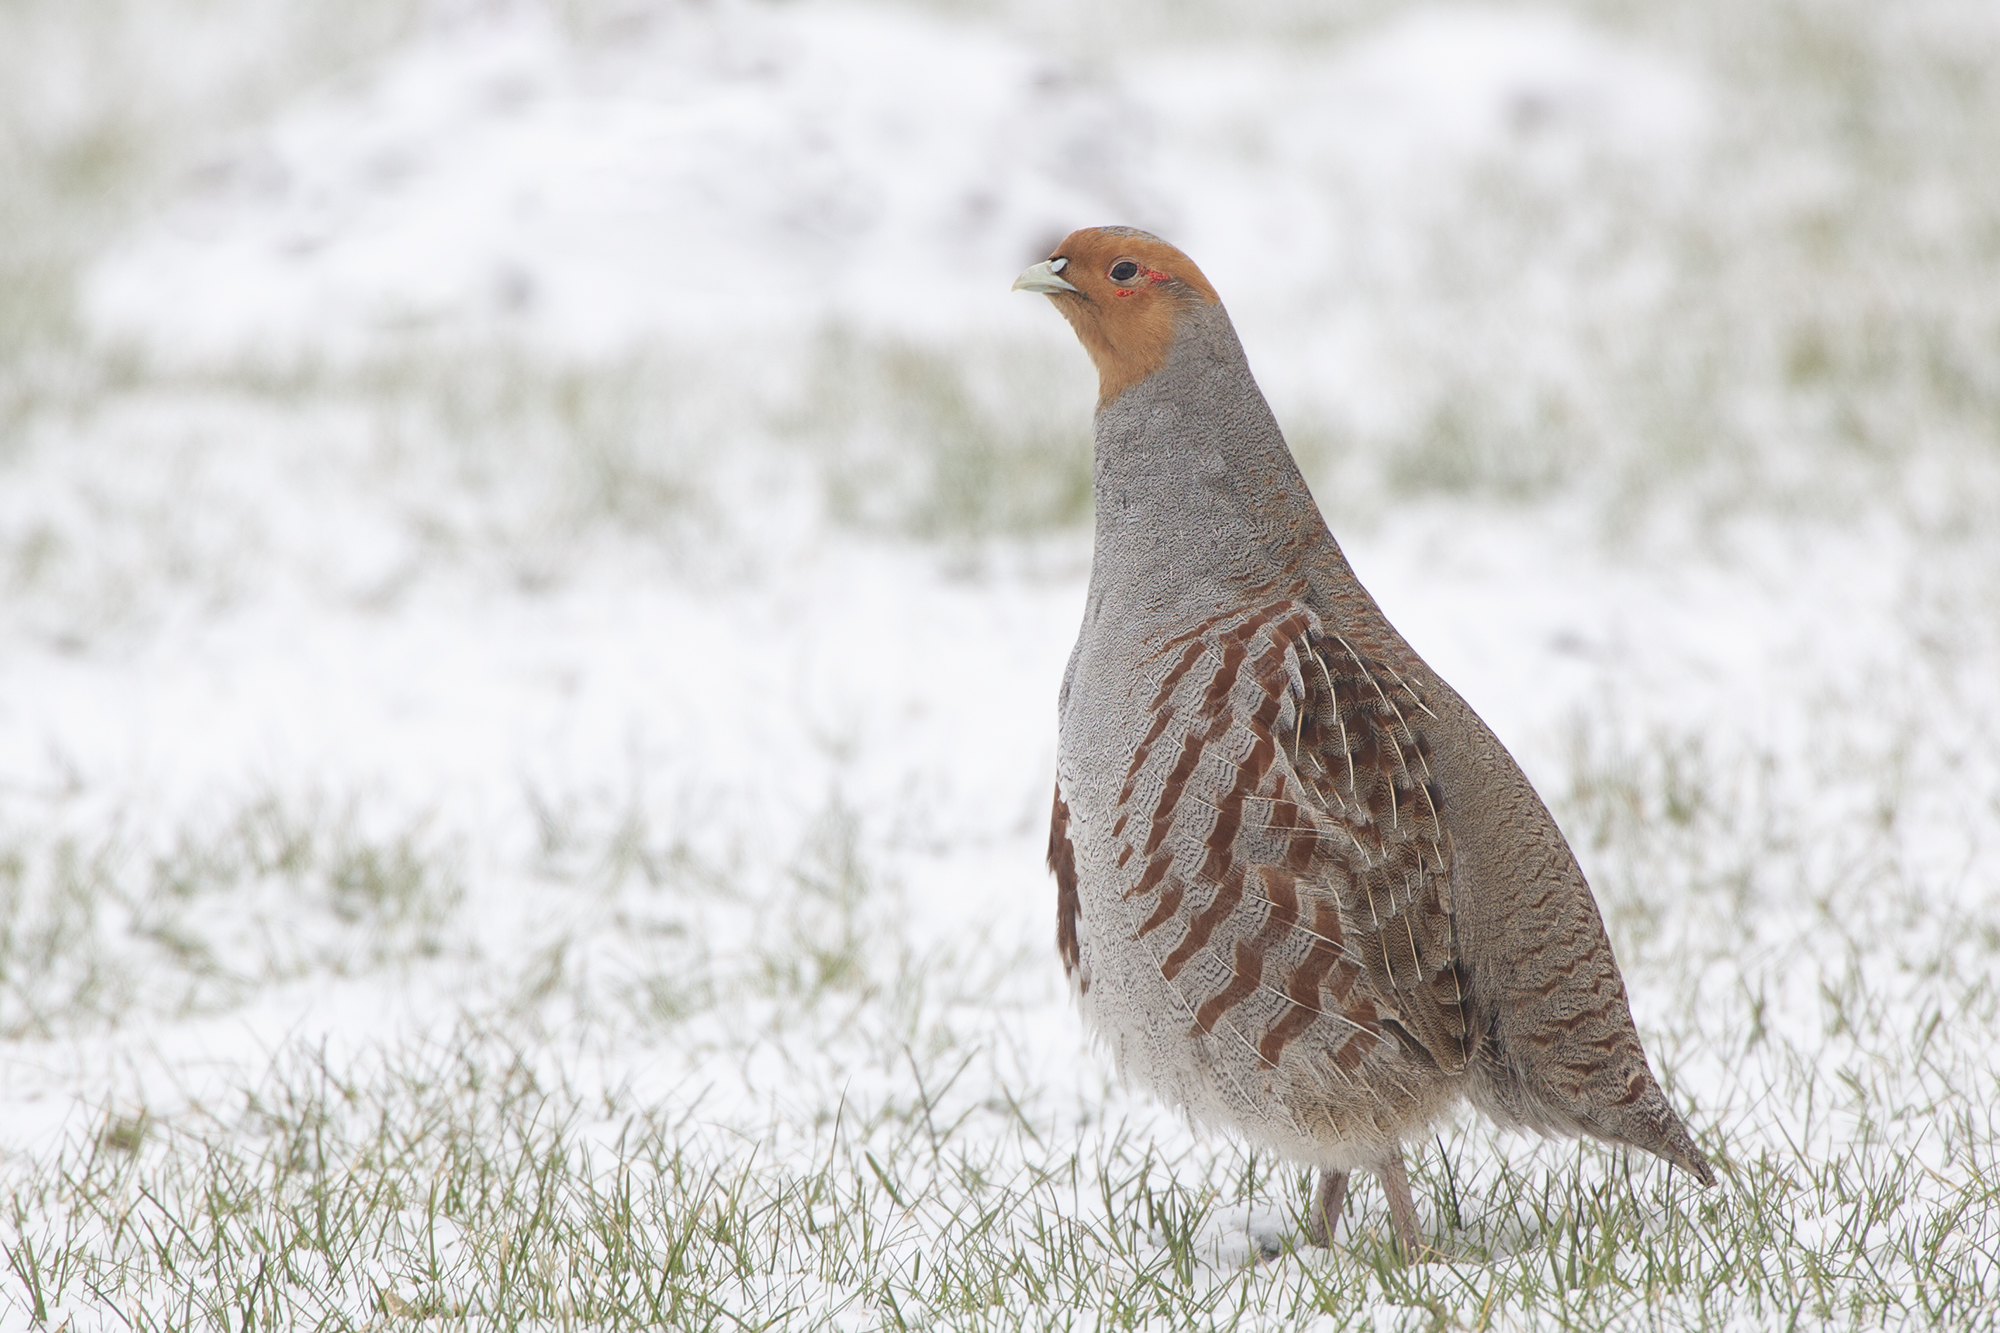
left=3, top=0, right=1999, bottom=1324
left=9, top=0, right=1999, bottom=573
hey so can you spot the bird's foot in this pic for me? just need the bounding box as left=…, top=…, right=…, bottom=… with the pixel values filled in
left=1302, top=1167, right=1348, bottom=1249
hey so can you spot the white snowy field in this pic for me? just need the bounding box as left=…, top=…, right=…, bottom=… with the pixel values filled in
left=2, top=0, right=1999, bottom=1327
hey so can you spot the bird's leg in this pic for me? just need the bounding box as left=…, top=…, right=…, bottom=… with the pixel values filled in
left=1303, top=1168, right=1348, bottom=1248
left=1376, top=1148, right=1422, bottom=1260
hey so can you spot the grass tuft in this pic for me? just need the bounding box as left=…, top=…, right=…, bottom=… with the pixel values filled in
left=0, top=791, right=464, bottom=1038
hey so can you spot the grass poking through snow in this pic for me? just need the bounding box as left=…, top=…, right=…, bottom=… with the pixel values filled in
left=4, top=0, right=2000, bottom=1328
left=5, top=700, right=1999, bottom=1327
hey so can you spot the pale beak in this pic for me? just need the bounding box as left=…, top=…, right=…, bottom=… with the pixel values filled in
left=1012, top=258, right=1079, bottom=294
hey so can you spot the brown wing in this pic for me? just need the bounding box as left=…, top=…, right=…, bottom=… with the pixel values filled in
left=1049, top=783, right=1084, bottom=989
left=1105, top=601, right=1470, bottom=1078
left=1289, top=624, right=1470, bottom=1072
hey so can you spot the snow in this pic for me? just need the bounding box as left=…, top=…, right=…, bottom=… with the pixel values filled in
left=83, top=0, right=1704, bottom=407
left=6, top=0, right=2000, bottom=1325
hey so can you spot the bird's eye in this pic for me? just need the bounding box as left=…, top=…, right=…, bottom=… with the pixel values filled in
left=1109, top=260, right=1140, bottom=282
left=1049, top=257, right=1069, bottom=273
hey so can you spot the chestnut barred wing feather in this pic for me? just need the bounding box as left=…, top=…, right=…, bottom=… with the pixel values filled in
left=1050, top=784, right=1084, bottom=990
left=1292, top=623, right=1471, bottom=1074
left=1101, top=602, right=1471, bottom=1080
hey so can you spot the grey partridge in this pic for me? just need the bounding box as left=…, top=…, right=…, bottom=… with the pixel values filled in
left=1014, top=227, right=1713, bottom=1256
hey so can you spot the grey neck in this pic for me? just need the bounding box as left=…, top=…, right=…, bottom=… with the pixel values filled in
left=1086, top=303, right=1343, bottom=623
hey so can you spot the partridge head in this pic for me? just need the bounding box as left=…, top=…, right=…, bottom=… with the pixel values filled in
left=1017, top=226, right=1712, bottom=1256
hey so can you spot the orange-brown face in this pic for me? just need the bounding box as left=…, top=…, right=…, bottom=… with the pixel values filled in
left=1014, top=227, right=1221, bottom=409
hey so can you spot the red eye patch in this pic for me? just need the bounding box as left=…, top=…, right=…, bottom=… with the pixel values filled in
left=1113, top=268, right=1174, bottom=297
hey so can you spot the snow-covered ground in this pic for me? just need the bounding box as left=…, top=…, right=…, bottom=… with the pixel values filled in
left=3, top=0, right=1999, bottom=1327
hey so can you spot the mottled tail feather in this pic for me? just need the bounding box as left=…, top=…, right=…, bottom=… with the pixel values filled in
left=1652, top=1110, right=1717, bottom=1188
left=1607, top=1082, right=1716, bottom=1187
